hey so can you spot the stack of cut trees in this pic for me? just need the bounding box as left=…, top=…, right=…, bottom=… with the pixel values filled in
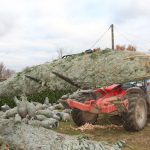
left=0, top=50, right=149, bottom=98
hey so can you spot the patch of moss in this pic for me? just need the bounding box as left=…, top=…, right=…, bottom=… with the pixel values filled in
left=23, top=67, right=33, bottom=73
left=0, top=97, right=16, bottom=108
left=61, top=64, right=66, bottom=68
left=90, top=53, right=98, bottom=59
left=17, top=72, right=21, bottom=77
left=27, top=89, right=72, bottom=104
left=101, top=48, right=112, bottom=54
left=0, top=89, right=72, bottom=108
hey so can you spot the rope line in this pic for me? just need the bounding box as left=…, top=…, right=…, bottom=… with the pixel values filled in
left=114, top=26, right=146, bottom=51
left=90, top=25, right=111, bottom=49
left=115, top=26, right=136, bottom=46
left=115, top=26, right=150, bottom=51
left=90, top=24, right=150, bottom=52
left=116, top=28, right=150, bottom=44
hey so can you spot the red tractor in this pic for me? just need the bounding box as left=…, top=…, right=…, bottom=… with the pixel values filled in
left=25, top=72, right=150, bottom=131
left=60, top=80, right=150, bottom=131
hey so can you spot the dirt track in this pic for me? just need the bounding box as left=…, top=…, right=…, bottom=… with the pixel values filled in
left=55, top=119, right=150, bottom=150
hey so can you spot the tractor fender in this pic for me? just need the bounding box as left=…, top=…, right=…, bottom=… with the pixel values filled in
left=126, top=87, right=147, bottom=101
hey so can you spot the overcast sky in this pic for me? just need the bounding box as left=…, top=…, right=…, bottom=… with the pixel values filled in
left=0, top=0, right=150, bottom=71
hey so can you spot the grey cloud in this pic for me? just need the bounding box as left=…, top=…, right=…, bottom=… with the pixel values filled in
left=109, top=0, right=150, bottom=24
left=0, top=13, right=15, bottom=37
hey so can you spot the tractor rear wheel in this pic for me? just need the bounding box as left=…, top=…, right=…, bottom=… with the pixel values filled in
left=122, top=94, right=147, bottom=131
left=71, top=108, right=98, bottom=126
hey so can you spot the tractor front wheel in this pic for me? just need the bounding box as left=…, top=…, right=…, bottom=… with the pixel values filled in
left=122, top=94, right=147, bottom=131
left=71, top=108, right=98, bottom=126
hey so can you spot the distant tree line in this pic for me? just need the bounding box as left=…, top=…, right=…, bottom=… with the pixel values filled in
left=0, top=62, right=15, bottom=80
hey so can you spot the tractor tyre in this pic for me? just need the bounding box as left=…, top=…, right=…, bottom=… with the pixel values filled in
left=71, top=108, right=98, bottom=126
left=122, top=94, right=147, bottom=131
left=71, top=91, right=99, bottom=126
left=108, top=115, right=123, bottom=125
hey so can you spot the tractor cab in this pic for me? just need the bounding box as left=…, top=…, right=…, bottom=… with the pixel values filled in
left=145, top=79, right=150, bottom=93
left=145, top=79, right=150, bottom=105
left=122, top=80, right=146, bottom=91
left=122, top=80, right=150, bottom=103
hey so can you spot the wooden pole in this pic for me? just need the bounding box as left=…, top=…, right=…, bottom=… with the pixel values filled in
left=111, top=24, right=114, bottom=50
